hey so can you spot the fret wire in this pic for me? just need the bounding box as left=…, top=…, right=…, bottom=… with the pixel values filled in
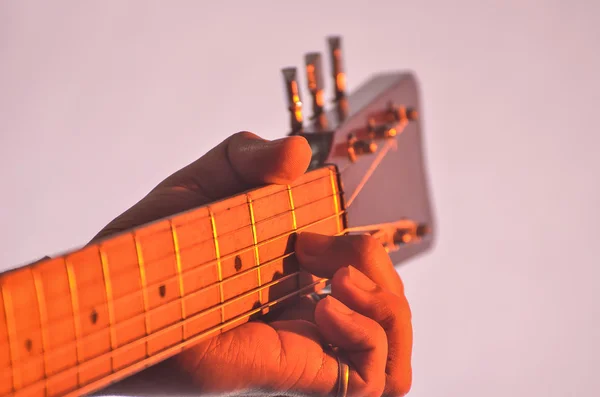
left=12, top=276, right=330, bottom=397
left=287, top=185, right=297, bottom=230
left=65, top=257, right=83, bottom=385
left=246, top=194, right=262, bottom=304
left=98, top=246, right=117, bottom=370
left=329, top=169, right=342, bottom=233
left=6, top=224, right=343, bottom=389
left=6, top=220, right=342, bottom=387
left=208, top=208, right=225, bottom=323
left=35, top=189, right=340, bottom=299
left=133, top=233, right=151, bottom=357
left=0, top=168, right=346, bottom=394
left=98, top=170, right=338, bottom=262
left=1, top=281, right=21, bottom=391
left=67, top=192, right=338, bottom=306
left=2, top=250, right=297, bottom=377
left=170, top=220, right=187, bottom=340
left=0, top=207, right=347, bottom=346
left=31, top=267, right=49, bottom=395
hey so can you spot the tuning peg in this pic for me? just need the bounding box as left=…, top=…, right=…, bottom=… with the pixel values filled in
left=347, top=132, right=377, bottom=162
left=393, top=222, right=430, bottom=245
left=282, top=67, right=304, bottom=134
left=305, top=52, right=326, bottom=125
left=387, top=102, right=419, bottom=123
left=407, top=107, right=419, bottom=121
left=367, top=118, right=398, bottom=139
left=327, top=36, right=346, bottom=101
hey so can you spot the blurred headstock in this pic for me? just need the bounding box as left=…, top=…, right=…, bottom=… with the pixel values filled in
left=281, top=36, right=435, bottom=266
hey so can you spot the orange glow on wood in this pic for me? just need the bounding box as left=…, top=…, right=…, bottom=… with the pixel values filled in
left=0, top=166, right=345, bottom=397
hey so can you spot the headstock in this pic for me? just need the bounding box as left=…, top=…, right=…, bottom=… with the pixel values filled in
left=281, top=36, right=435, bottom=266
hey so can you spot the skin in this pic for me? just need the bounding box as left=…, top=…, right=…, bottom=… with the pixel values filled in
left=92, top=132, right=413, bottom=397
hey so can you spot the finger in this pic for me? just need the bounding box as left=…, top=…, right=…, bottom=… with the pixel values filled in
left=331, top=266, right=413, bottom=396
left=175, top=319, right=339, bottom=396
left=315, top=295, right=387, bottom=397
left=92, top=132, right=311, bottom=241
left=158, top=131, right=311, bottom=198
left=272, top=295, right=318, bottom=323
left=296, top=232, right=404, bottom=295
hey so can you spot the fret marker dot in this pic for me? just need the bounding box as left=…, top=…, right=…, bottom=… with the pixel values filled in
left=159, top=284, right=166, bottom=298
left=234, top=255, right=242, bottom=272
left=90, top=309, right=98, bottom=324
left=25, top=339, right=32, bottom=352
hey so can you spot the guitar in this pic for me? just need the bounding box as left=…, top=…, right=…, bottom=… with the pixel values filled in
left=0, top=36, right=435, bottom=397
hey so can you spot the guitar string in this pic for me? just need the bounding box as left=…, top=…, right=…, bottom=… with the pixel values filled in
left=344, top=138, right=396, bottom=208
left=1, top=175, right=345, bottom=391
left=92, top=170, right=340, bottom=255
left=7, top=277, right=330, bottom=397
left=2, top=133, right=395, bottom=388
left=1, top=208, right=347, bottom=377
left=6, top=171, right=340, bottom=305
left=3, top=135, right=401, bottom=393
left=0, top=169, right=338, bottom=283
left=2, top=150, right=381, bottom=386
left=104, top=193, right=339, bottom=292
left=0, top=190, right=343, bottom=344
left=2, top=110, right=412, bottom=395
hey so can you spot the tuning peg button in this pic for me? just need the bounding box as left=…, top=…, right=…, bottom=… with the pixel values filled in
left=305, top=53, right=325, bottom=116
left=393, top=222, right=430, bottom=245
left=388, top=103, right=419, bottom=123
left=367, top=118, right=398, bottom=139
left=327, top=36, right=346, bottom=101
left=347, top=132, right=377, bottom=162
left=327, top=36, right=349, bottom=121
left=282, top=67, right=304, bottom=134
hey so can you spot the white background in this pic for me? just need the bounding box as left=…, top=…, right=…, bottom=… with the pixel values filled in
left=1, top=1, right=599, bottom=396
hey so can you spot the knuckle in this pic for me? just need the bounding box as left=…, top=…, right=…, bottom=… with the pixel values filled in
left=375, top=291, right=411, bottom=328
left=366, top=320, right=388, bottom=348
left=376, top=300, right=400, bottom=330
left=360, top=377, right=386, bottom=397
left=330, top=268, right=349, bottom=291
left=387, top=373, right=413, bottom=396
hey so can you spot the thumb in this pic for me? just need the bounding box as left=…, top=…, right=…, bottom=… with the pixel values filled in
left=158, top=131, right=312, bottom=199
left=91, top=131, right=311, bottom=242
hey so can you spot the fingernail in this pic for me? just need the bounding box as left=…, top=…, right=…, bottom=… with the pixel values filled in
left=297, top=232, right=335, bottom=256
left=245, top=137, right=287, bottom=155
left=347, top=266, right=378, bottom=292
left=325, top=296, right=354, bottom=315
left=262, top=137, right=288, bottom=147
left=257, top=136, right=305, bottom=151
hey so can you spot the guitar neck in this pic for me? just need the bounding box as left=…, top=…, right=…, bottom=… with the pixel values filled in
left=0, top=165, right=346, bottom=397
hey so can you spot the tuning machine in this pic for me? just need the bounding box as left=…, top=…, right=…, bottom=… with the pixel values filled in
left=282, top=67, right=304, bottom=134
left=347, top=132, right=377, bottom=162
left=282, top=36, right=351, bottom=134
left=367, top=118, right=398, bottom=139
left=304, top=52, right=328, bottom=128
left=360, top=220, right=431, bottom=253
left=393, top=223, right=430, bottom=245
left=387, top=102, right=418, bottom=123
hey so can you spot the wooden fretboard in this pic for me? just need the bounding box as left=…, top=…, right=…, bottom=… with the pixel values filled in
left=0, top=165, right=345, bottom=397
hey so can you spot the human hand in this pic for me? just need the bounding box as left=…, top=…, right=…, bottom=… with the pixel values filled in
left=93, top=132, right=413, bottom=396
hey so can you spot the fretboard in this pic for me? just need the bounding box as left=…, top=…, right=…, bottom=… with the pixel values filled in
left=0, top=165, right=345, bottom=397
